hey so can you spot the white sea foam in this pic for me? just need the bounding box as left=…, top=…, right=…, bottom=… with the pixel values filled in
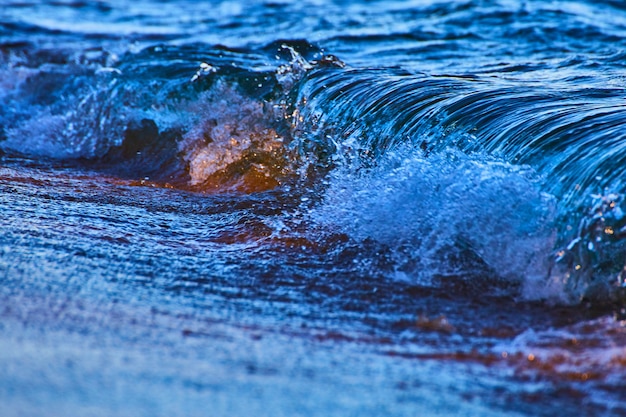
left=312, top=144, right=564, bottom=299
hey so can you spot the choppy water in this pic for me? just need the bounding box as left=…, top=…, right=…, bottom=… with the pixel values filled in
left=2, top=1, right=626, bottom=416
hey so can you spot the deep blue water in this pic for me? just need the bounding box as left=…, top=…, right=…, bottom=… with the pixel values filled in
left=2, top=1, right=626, bottom=416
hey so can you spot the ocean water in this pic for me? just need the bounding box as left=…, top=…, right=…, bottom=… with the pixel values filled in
left=1, top=0, right=626, bottom=415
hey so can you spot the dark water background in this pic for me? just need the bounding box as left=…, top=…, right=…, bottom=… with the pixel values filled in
left=2, top=1, right=626, bottom=415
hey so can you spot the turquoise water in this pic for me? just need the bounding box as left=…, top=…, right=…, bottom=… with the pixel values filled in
left=1, top=1, right=626, bottom=415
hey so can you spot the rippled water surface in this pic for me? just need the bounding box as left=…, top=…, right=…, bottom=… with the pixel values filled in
left=2, top=1, right=626, bottom=416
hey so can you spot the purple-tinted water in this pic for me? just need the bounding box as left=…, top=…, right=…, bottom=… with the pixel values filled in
left=1, top=1, right=626, bottom=415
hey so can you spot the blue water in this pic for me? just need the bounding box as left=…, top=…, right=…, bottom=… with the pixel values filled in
left=2, top=1, right=626, bottom=416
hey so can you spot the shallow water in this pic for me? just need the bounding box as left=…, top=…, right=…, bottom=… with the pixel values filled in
left=2, top=0, right=626, bottom=415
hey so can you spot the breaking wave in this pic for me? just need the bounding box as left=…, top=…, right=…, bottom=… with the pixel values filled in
left=1, top=41, right=626, bottom=304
